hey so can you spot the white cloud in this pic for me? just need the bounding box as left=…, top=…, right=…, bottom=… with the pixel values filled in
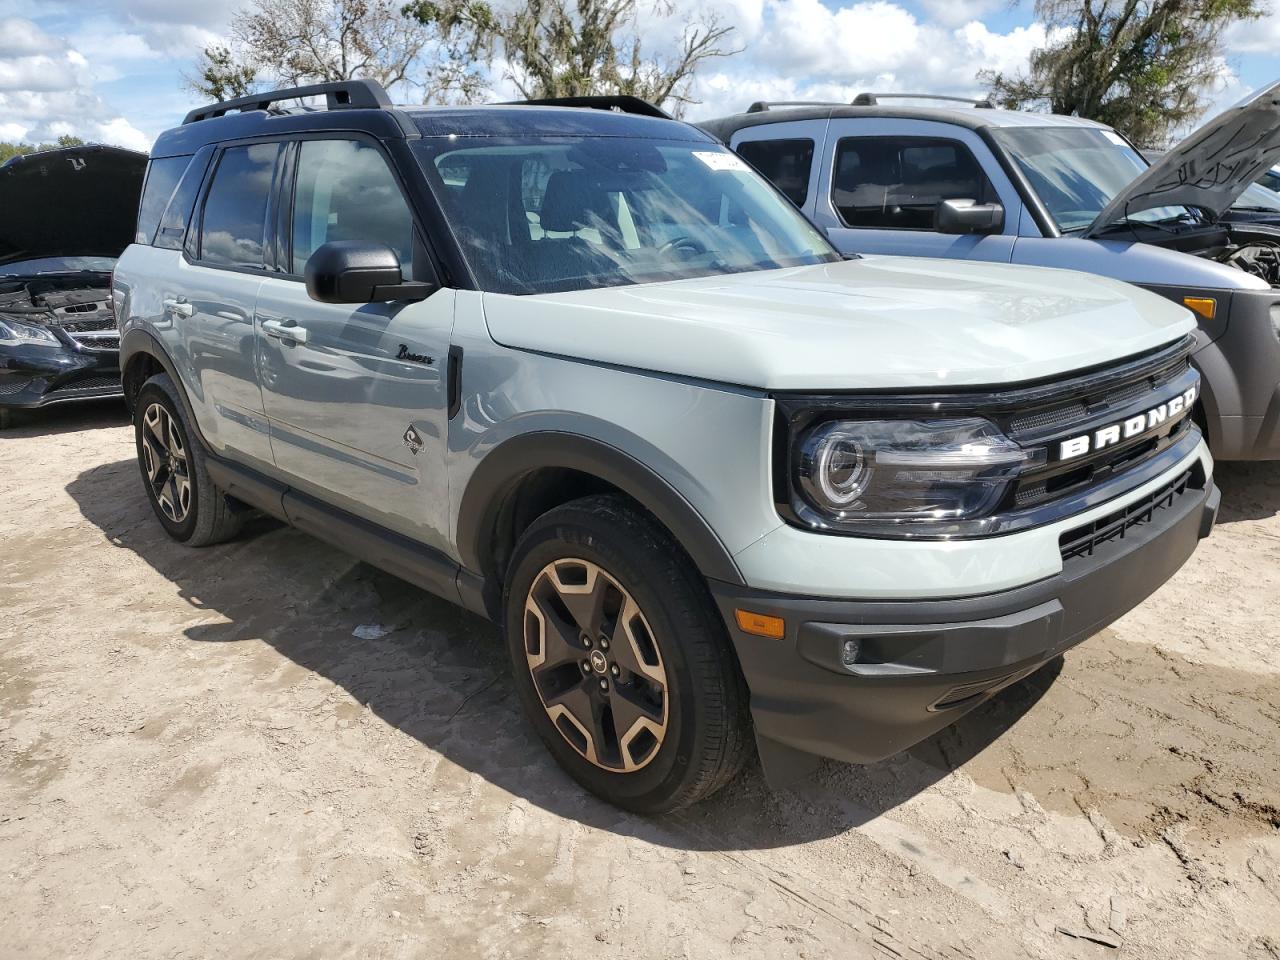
left=683, top=1, right=1056, bottom=119
left=1223, top=10, right=1280, bottom=55
left=0, top=15, right=154, bottom=149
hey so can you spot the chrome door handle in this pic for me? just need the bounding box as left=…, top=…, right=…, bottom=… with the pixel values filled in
left=261, top=318, right=309, bottom=344
left=162, top=298, right=194, bottom=318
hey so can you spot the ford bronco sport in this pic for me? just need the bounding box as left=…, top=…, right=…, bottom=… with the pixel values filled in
left=115, top=81, right=1219, bottom=812
left=703, top=84, right=1280, bottom=461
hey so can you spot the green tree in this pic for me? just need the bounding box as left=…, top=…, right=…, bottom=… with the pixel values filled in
left=980, top=0, right=1266, bottom=146
left=187, top=44, right=259, bottom=101
left=405, top=0, right=737, bottom=116
left=0, top=136, right=87, bottom=164
left=184, top=0, right=480, bottom=103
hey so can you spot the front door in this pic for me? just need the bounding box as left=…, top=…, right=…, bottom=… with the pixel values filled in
left=813, top=119, right=1019, bottom=262
left=256, top=137, right=455, bottom=552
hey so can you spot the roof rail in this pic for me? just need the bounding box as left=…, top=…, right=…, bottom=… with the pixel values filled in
left=851, top=93, right=994, bottom=109
left=746, top=100, right=844, bottom=114
left=182, top=79, right=393, bottom=125
left=510, top=95, right=672, bottom=120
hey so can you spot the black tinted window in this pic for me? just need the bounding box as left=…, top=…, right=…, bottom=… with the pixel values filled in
left=154, top=147, right=212, bottom=251
left=291, top=139, right=414, bottom=276
left=736, top=138, right=814, bottom=206
left=199, top=143, right=280, bottom=267
left=135, top=156, right=189, bottom=244
left=831, top=137, right=996, bottom=229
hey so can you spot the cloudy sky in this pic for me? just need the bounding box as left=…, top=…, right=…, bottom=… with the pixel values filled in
left=1, top=0, right=1278, bottom=152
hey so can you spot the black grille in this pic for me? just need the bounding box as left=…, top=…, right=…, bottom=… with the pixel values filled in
left=59, top=317, right=115, bottom=334
left=1059, top=466, right=1200, bottom=563
left=1000, top=343, right=1197, bottom=514
left=51, top=375, right=121, bottom=395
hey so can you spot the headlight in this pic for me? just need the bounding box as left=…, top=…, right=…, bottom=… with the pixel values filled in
left=0, top=317, right=60, bottom=346
left=793, top=418, right=1031, bottom=532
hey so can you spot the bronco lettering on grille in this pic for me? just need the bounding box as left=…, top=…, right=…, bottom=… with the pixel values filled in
left=1058, top=385, right=1198, bottom=461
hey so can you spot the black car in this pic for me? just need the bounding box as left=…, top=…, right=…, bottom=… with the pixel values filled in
left=0, top=145, right=147, bottom=428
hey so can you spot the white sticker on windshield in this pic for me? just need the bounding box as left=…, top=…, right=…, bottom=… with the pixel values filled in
left=1102, top=130, right=1128, bottom=146
left=693, top=150, right=750, bottom=172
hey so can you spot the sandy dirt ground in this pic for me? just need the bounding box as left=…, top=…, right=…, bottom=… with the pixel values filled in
left=2, top=402, right=1278, bottom=960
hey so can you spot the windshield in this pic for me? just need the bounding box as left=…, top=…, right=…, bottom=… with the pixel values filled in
left=1234, top=181, right=1280, bottom=212
left=412, top=137, right=839, bottom=295
left=992, top=127, right=1193, bottom=233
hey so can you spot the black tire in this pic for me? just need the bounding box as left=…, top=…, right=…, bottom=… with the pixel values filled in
left=0, top=407, right=12, bottom=430
left=133, top=373, right=242, bottom=546
left=504, top=494, right=751, bottom=813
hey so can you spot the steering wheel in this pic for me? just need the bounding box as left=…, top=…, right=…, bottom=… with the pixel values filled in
left=657, top=235, right=708, bottom=258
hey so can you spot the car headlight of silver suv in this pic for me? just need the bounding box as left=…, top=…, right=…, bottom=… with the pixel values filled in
left=0, top=317, right=61, bottom=346
left=791, top=417, right=1034, bottom=533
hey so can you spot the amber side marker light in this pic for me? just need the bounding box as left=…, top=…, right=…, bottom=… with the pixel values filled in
left=735, top=609, right=786, bottom=639
left=1183, top=297, right=1216, bottom=321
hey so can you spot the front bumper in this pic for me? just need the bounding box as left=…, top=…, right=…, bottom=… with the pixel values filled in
left=711, top=464, right=1219, bottom=783
left=0, top=341, right=121, bottom=410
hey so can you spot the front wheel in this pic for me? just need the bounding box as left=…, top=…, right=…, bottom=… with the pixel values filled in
left=504, top=495, right=751, bottom=813
left=133, top=373, right=242, bottom=546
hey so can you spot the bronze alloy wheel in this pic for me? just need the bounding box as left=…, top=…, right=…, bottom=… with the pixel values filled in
left=523, top=558, right=669, bottom=772
left=139, top=401, right=193, bottom=524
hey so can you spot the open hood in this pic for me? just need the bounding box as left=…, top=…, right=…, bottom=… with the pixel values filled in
left=1086, top=79, right=1280, bottom=236
left=0, top=145, right=147, bottom=270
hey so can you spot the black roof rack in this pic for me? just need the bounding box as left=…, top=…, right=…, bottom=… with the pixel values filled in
left=182, top=79, right=393, bottom=125
left=510, top=95, right=672, bottom=120
left=851, top=92, right=994, bottom=109
left=746, top=100, right=844, bottom=114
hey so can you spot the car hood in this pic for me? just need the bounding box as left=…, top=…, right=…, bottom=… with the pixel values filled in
left=481, top=257, right=1195, bottom=391
left=1086, top=78, right=1280, bottom=235
left=0, top=145, right=147, bottom=269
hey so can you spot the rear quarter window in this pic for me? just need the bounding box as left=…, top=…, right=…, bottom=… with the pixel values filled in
left=135, top=156, right=190, bottom=245
left=154, top=147, right=212, bottom=252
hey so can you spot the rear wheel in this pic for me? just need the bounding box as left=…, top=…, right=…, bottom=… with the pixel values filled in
left=504, top=494, right=751, bottom=813
left=134, top=373, right=242, bottom=546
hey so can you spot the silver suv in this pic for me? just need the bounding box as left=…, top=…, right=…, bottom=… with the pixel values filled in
left=115, top=81, right=1219, bottom=812
left=702, top=84, right=1280, bottom=462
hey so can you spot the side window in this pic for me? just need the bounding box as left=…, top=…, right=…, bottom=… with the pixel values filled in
left=154, top=147, right=212, bottom=251
left=135, top=156, right=190, bottom=245
left=831, top=136, right=997, bottom=229
left=735, top=138, right=814, bottom=207
left=291, top=139, right=414, bottom=277
left=198, top=142, right=281, bottom=268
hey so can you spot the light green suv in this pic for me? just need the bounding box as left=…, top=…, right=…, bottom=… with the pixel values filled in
left=115, top=81, right=1219, bottom=812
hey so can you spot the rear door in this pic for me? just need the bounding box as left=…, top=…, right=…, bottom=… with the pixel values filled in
left=729, top=119, right=827, bottom=220
left=174, top=140, right=284, bottom=469
left=811, top=119, right=1019, bottom=262
left=254, top=136, right=455, bottom=552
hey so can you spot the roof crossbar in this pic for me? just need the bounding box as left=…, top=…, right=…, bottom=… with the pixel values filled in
left=747, top=100, right=844, bottom=113
left=851, top=93, right=994, bottom=109
left=510, top=95, right=672, bottom=119
left=183, top=79, right=393, bottom=125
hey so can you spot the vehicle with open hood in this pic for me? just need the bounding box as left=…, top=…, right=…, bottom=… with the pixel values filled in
left=702, top=83, right=1280, bottom=460
left=115, top=81, right=1217, bottom=812
left=0, top=144, right=147, bottom=427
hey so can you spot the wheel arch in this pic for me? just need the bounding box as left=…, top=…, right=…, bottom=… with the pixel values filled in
left=456, top=431, right=746, bottom=615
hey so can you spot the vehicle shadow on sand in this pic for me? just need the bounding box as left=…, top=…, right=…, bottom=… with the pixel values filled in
left=67, top=457, right=1059, bottom=852
left=0, top=400, right=129, bottom=438
left=1213, top=460, right=1280, bottom=524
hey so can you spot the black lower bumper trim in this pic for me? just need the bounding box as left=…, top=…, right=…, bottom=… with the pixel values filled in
left=711, top=470, right=1219, bottom=780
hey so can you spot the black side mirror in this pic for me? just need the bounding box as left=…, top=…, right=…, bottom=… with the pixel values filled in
left=935, top=198, right=1004, bottom=235
left=304, top=241, right=435, bottom=304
